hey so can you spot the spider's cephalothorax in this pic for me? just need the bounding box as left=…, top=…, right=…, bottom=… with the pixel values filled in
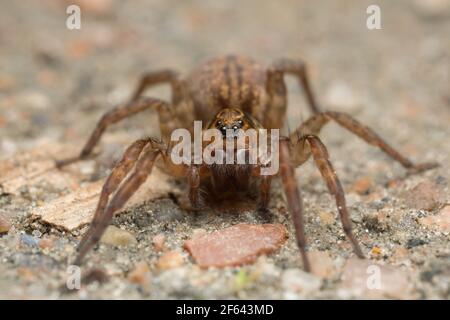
left=57, top=55, right=438, bottom=270
left=203, top=108, right=264, bottom=197
left=209, top=108, right=257, bottom=137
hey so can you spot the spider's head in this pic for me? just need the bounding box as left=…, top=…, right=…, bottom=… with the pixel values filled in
left=209, top=108, right=254, bottom=138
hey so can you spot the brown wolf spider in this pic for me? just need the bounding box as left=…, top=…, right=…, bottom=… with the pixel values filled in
left=58, top=55, right=437, bottom=270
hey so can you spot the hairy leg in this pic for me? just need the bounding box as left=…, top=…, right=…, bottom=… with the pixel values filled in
left=265, top=58, right=321, bottom=129
left=250, top=168, right=273, bottom=221
left=57, top=98, right=172, bottom=167
left=79, top=138, right=157, bottom=245
left=303, top=135, right=364, bottom=258
left=279, top=138, right=311, bottom=272
left=258, top=175, right=272, bottom=212
left=130, top=69, right=180, bottom=101
left=74, top=144, right=160, bottom=265
left=291, top=111, right=438, bottom=172
left=187, top=164, right=204, bottom=210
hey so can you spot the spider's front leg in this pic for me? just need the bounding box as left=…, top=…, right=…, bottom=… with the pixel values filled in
left=264, top=58, right=321, bottom=129
left=74, top=139, right=162, bottom=265
left=279, top=138, right=311, bottom=272
left=286, top=133, right=365, bottom=259
left=250, top=164, right=273, bottom=221
left=303, top=135, right=364, bottom=258
left=187, top=164, right=204, bottom=210
left=57, top=68, right=184, bottom=168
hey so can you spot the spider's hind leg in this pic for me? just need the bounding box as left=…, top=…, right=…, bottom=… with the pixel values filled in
left=57, top=69, right=185, bottom=168
left=300, top=135, right=365, bottom=258
left=292, top=111, right=438, bottom=172
left=264, top=58, right=321, bottom=129
left=187, top=164, right=204, bottom=210
left=279, top=139, right=311, bottom=271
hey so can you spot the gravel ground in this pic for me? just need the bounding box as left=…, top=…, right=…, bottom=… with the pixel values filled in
left=0, top=0, right=449, bottom=299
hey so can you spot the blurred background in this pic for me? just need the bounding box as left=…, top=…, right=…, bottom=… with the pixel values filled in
left=0, top=0, right=449, bottom=299
left=0, top=0, right=448, bottom=156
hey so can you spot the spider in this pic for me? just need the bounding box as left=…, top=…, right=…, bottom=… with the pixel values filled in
left=57, top=55, right=437, bottom=270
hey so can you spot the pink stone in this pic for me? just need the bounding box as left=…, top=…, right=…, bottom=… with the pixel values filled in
left=128, top=261, right=151, bottom=291
left=156, top=251, right=184, bottom=270
left=184, top=224, right=287, bottom=268
left=0, top=214, right=11, bottom=234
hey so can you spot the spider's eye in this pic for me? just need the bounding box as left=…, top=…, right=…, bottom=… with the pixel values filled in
left=217, top=120, right=223, bottom=126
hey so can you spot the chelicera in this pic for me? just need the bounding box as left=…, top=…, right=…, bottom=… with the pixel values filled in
left=57, top=55, right=437, bottom=270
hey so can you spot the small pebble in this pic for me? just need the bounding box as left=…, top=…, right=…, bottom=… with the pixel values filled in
left=156, top=250, right=184, bottom=270
left=350, top=176, right=373, bottom=195
left=32, top=230, right=42, bottom=238
left=339, top=258, right=416, bottom=299
left=419, top=205, right=450, bottom=232
left=391, top=246, right=409, bottom=262
left=184, top=224, right=287, bottom=268
left=318, top=211, right=335, bottom=225
left=363, top=213, right=387, bottom=233
left=369, top=246, right=383, bottom=259
left=20, top=234, right=40, bottom=247
left=38, top=236, right=55, bottom=249
left=309, top=250, right=336, bottom=278
left=100, top=226, right=137, bottom=247
left=406, top=238, right=426, bottom=249
left=281, top=269, right=322, bottom=298
left=0, top=215, right=11, bottom=234
left=78, top=160, right=96, bottom=176
left=152, top=234, right=166, bottom=252
left=19, top=91, right=50, bottom=110
left=404, top=181, right=444, bottom=211
left=346, top=193, right=361, bottom=207
left=191, top=228, right=207, bottom=239
left=128, top=261, right=151, bottom=290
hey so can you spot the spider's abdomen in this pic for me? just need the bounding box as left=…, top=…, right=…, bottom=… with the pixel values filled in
left=186, top=55, right=269, bottom=124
